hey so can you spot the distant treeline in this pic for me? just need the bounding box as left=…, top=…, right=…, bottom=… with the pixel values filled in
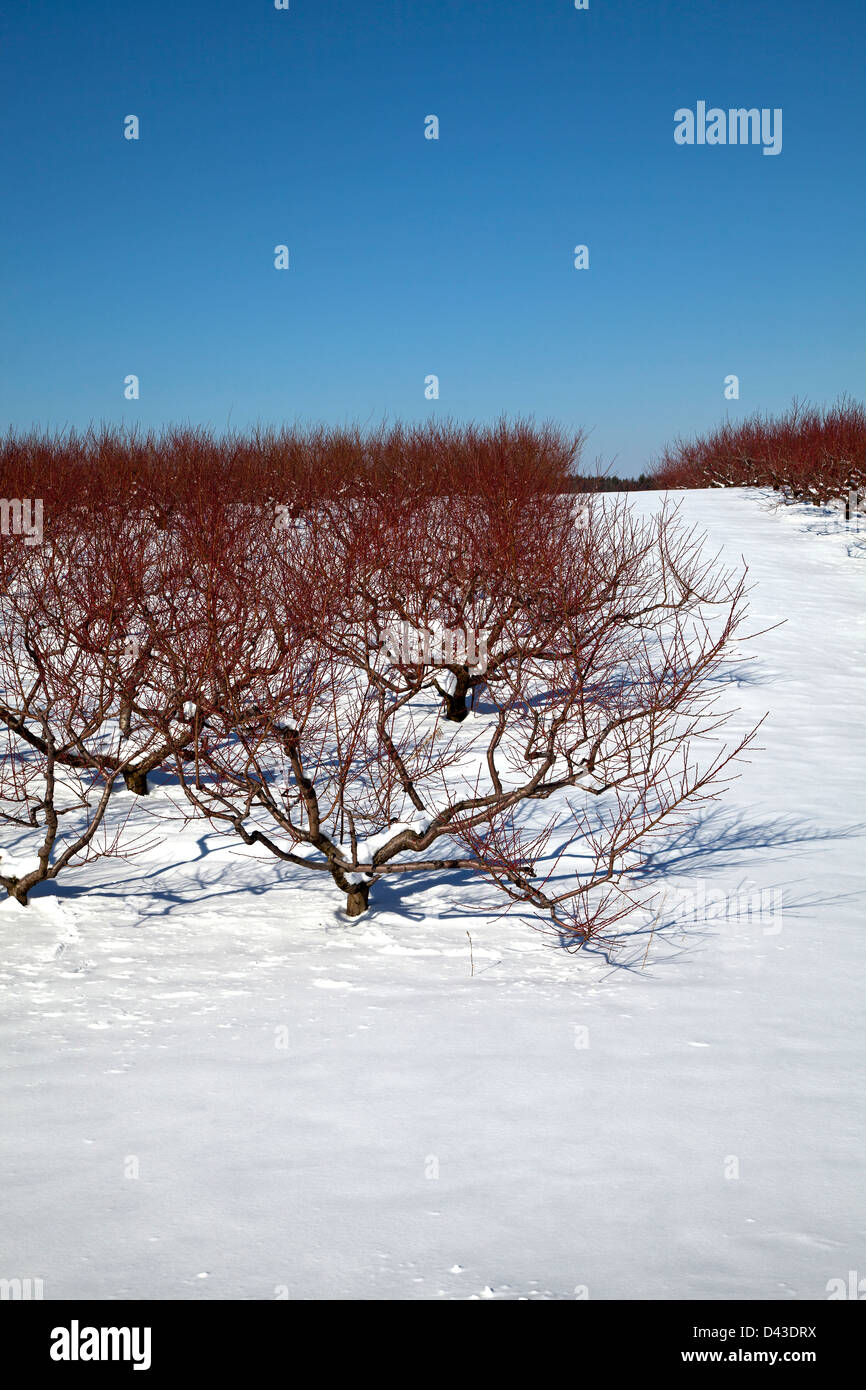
left=0, top=421, right=585, bottom=516
left=564, top=474, right=656, bottom=492
left=1, top=404, right=862, bottom=511
left=652, top=398, right=865, bottom=506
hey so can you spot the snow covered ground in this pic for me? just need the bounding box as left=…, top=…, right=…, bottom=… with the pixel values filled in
left=1, top=489, right=864, bottom=1301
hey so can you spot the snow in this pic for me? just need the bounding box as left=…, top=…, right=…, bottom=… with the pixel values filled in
left=434, top=668, right=458, bottom=696
left=0, top=849, right=41, bottom=880
left=0, top=488, right=864, bottom=1301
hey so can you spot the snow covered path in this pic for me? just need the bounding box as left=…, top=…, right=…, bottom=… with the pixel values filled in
left=1, top=490, right=864, bottom=1301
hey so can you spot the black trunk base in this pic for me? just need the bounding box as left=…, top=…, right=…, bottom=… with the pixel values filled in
left=123, top=769, right=149, bottom=796
left=443, top=695, right=470, bottom=723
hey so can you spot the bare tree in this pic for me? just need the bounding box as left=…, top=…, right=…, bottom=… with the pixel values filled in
left=160, top=493, right=757, bottom=939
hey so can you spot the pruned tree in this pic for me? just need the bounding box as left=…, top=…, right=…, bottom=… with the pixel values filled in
left=158, top=492, right=757, bottom=942
left=0, top=720, right=143, bottom=906
left=652, top=398, right=865, bottom=511
left=0, top=421, right=763, bottom=942
left=0, top=558, right=155, bottom=904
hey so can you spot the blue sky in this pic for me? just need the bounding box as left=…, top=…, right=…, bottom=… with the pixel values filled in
left=1, top=0, right=863, bottom=474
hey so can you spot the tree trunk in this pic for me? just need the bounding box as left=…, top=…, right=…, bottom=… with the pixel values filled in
left=345, top=883, right=370, bottom=917
left=442, top=670, right=471, bottom=722
left=123, top=768, right=149, bottom=796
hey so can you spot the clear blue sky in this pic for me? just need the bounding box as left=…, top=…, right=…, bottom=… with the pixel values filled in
left=1, top=0, right=863, bottom=474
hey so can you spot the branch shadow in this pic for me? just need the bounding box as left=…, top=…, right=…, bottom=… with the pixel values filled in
left=539, top=803, right=866, bottom=972
left=15, top=804, right=865, bottom=978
